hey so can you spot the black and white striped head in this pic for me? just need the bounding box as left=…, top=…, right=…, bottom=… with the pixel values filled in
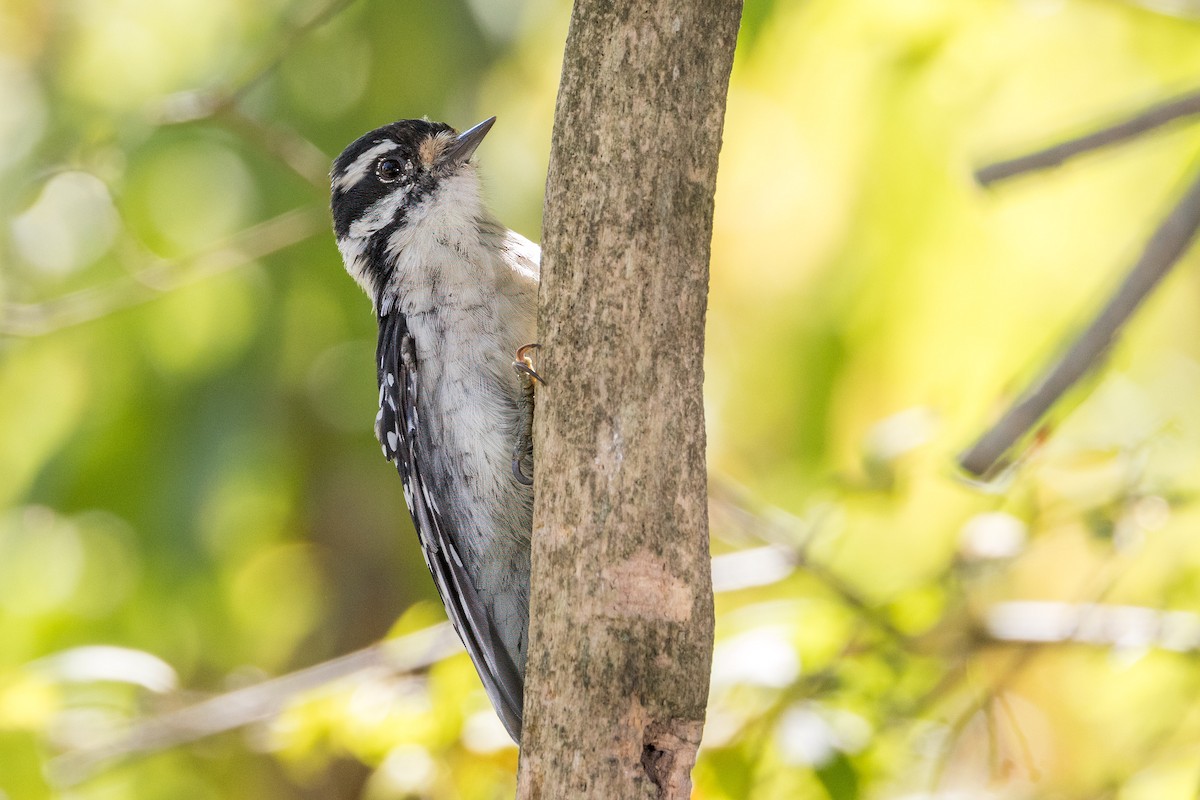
left=330, top=117, right=495, bottom=307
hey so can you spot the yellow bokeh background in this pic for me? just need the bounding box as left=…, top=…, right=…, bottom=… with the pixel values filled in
left=2, top=0, right=1200, bottom=797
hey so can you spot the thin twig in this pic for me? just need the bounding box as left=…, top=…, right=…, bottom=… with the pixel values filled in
left=148, top=0, right=365, bottom=188
left=927, top=558, right=1125, bottom=790
left=0, top=207, right=323, bottom=337
left=46, top=624, right=461, bottom=788
left=976, top=88, right=1200, bottom=187
left=227, top=0, right=365, bottom=105
left=959, top=165, right=1200, bottom=479
left=925, top=648, right=1036, bottom=792
left=218, top=107, right=333, bottom=188
left=709, top=480, right=910, bottom=642
left=155, top=0, right=365, bottom=126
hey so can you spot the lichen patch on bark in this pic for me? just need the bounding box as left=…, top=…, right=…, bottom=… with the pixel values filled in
left=600, top=549, right=693, bottom=622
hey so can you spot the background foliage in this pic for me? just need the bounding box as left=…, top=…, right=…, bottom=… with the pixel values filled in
left=3, top=0, right=1200, bottom=797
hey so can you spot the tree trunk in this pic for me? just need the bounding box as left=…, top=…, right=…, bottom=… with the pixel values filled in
left=516, top=1, right=741, bottom=798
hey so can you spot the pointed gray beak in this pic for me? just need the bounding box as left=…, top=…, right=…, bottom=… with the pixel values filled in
left=443, top=116, right=496, bottom=166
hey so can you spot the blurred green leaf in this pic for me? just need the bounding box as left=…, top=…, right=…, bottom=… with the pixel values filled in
left=815, top=752, right=859, bottom=800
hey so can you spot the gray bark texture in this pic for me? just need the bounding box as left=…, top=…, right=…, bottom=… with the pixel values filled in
left=515, top=1, right=741, bottom=798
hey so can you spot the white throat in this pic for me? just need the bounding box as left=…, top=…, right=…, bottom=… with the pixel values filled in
left=336, top=169, right=489, bottom=313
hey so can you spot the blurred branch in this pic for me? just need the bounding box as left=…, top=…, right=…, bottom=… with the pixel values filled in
left=958, top=165, right=1200, bottom=479
left=0, top=207, right=323, bottom=337
left=1116, top=0, right=1200, bottom=20
left=976, top=88, right=1200, bottom=187
left=155, top=0, right=364, bottom=125
left=225, top=0, right=365, bottom=104
left=157, top=98, right=332, bottom=188
left=218, top=107, right=332, bottom=187
left=150, top=0, right=368, bottom=188
left=929, top=597, right=1164, bottom=788
left=926, top=648, right=1040, bottom=792
left=928, top=560, right=1127, bottom=790
left=984, top=600, right=1200, bottom=651
left=709, top=480, right=910, bottom=641
left=2, top=0, right=361, bottom=339
left=710, top=544, right=796, bottom=593
left=46, top=623, right=461, bottom=788
left=42, top=502, right=814, bottom=787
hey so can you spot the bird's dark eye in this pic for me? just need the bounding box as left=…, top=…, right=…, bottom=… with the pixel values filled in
left=376, top=158, right=403, bottom=183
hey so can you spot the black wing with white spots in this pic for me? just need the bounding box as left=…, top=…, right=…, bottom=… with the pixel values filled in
left=375, top=311, right=524, bottom=740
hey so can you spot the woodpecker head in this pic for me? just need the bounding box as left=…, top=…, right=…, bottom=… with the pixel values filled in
left=330, top=116, right=496, bottom=305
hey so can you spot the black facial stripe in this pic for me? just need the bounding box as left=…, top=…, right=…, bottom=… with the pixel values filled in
left=330, top=119, right=454, bottom=239
left=333, top=182, right=381, bottom=238
left=332, top=119, right=457, bottom=294
left=350, top=170, right=439, bottom=302
left=367, top=216, right=405, bottom=303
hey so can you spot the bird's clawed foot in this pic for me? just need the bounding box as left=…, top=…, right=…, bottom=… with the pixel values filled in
left=511, top=453, right=533, bottom=486
left=510, top=343, right=541, bottom=487
left=512, top=343, right=545, bottom=386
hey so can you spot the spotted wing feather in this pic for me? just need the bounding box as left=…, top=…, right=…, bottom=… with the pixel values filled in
left=375, top=311, right=524, bottom=740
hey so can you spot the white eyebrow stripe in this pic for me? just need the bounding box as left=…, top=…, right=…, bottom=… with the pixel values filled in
left=334, top=141, right=397, bottom=192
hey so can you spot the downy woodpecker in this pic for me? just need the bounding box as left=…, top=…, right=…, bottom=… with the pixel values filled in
left=330, top=117, right=538, bottom=741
